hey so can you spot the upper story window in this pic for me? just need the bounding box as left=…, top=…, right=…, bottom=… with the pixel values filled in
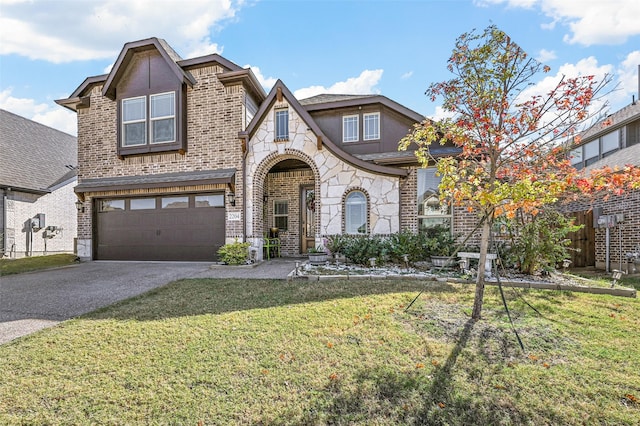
left=569, top=128, right=621, bottom=169
left=275, top=109, right=289, bottom=140
left=343, top=115, right=359, bottom=142
left=363, top=112, right=380, bottom=140
left=122, top=97, right=146, bottom=146
left=150, top=92, right=175, bottom=143
left=121, top=91, right=177, bottom=149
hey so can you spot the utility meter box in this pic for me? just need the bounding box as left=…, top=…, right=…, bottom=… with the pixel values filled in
left=31, top=213, right=45, bottom=230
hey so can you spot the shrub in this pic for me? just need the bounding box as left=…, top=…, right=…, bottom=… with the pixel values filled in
left=387, top=230, right=431, bottom=263
left=342, top=234, right=390, bottom=266
left=217, top=239, right=251, bottom=265
left=503, top=209, right=582, bottom=274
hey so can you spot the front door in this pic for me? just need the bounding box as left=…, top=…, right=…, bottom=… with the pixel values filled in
left=300, top=186, right=315, bottom=253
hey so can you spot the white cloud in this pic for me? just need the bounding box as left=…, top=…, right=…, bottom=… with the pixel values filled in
left=428, top=105, right=456, bottom=122
left=293, top=70, right=384, bottom=100
left=481, top=0, right=640, bottom=45
left=536, top=48, right=557, bottom=63
left=617, top=51, right=640, bottom=103
left=244, top=65, right=277, bottom=92
left=0, top=0, right=243, bottom=63
left=0, top=88, right=77, bottom=135
left=401, top=71, right=414, bottom=80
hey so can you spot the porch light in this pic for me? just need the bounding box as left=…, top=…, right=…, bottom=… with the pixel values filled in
left=75, top=200, right=84, bottom=213
left=227, top=192, right=236, bottom=206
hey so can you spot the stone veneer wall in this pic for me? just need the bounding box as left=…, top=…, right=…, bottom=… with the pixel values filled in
left=75, top=64, right=246, bottom=258
left=246, top=99, right=402, bottom=259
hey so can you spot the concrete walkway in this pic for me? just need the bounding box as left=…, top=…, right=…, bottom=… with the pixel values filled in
left=0, top=259, right=298, bottom=345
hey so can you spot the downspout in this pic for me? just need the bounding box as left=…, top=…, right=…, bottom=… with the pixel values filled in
left=2, top=188, right=7, bottom=257
left=240, top=132, right=249, bottom=244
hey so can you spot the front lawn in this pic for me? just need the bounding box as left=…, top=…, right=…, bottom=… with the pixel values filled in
left=0, top=253, right=78, bottom=276
left=0, top=278, right=638, bottom=424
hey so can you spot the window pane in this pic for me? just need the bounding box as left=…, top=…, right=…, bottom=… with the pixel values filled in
left=162, top=196, right=188, bottom=208
left=100, top=199, right=124, bottom=211
left=275, top=110, right=288, bottom=139
left=124, top=122, right=146, bottom=146
left=602, top=130, right=619, bottom=154
left=569, top=147, right=582, bottom=165
left=364, top=113, right=379, bottom=140
left=583, top=140, right=599, bottom=160
left=195, top=194, right=224, bottom=207
left=343, top=115, right=358, bottom=142
left=274, top=216, right=288, bottom=231
left=152, top=118, right=175, bottom=143
left=345, top=191, right=366, bottom=234
left=274, top=200, right=288, bottom=215
left=419, top=217, right=451, bottom=232
left=123, top=97, right=145, bottom=121
left=417, top=168, right=442, bottom=215
left=151, top=93, right=174, bottom=118
left=130, top=198, right=156, bottom=210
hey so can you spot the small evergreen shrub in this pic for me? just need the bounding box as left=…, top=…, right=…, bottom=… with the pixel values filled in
left=217, top=239, right=251, bottom=265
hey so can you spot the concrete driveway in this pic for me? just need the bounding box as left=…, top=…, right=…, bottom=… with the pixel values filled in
left=0, top=261, right=214, bottom=345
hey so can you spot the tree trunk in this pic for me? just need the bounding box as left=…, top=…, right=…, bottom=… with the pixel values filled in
left=471, top=216, right=492, bottom=320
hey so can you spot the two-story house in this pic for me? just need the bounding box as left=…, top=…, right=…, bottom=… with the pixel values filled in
left=564, top=98, right=640, bottom=272
left=56, top=37, right=468, bottom=262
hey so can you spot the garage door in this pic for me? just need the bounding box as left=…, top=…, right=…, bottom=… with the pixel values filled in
left=95, top=193, right=225, bottom=261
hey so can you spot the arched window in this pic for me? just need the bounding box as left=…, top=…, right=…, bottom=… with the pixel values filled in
left=345, top=191, right=367, bottom=234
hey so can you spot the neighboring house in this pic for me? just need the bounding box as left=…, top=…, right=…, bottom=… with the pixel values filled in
left=563, top=99, right=640, bottom=271
left=55, top=37, right=469, bottom=262
left=0, top=109, right=78, bottom=258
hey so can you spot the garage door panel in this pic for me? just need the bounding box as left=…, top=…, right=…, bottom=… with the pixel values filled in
left=96, top=195, right=225, bottom=261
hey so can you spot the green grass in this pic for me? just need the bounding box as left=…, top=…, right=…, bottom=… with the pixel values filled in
left=0, top=253, right=79, bottom=276
left=1, top=278, right=638, bottom=424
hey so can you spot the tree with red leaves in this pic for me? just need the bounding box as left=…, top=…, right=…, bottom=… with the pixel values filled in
left=400, top=25, right=639, bottom=320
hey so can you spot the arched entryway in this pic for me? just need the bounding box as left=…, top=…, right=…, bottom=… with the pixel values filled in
left=253, top=150, right=320, bottom=256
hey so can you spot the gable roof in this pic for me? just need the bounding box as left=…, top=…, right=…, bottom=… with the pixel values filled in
left=0, top=109, right=77, bottom=193
left=56, top=38, right=266, bottom=111
left=102, top=37, right=197, bottom=99
left=243, top=80, right=408, bottom=177
left=300, top=93, right=424, bottom=122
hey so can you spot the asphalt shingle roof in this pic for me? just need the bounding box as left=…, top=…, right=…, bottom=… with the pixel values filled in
left=298, top=94, right=377, bottom=106
left=0, top=109, right=77, bottom=192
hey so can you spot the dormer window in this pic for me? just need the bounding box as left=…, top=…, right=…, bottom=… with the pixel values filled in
left=363, top=112, right=380, bottom=140
left=343, top=115, right=359, bottom=142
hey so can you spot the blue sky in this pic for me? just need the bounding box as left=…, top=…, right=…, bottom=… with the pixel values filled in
left=1, top=0, right=639, bottom=136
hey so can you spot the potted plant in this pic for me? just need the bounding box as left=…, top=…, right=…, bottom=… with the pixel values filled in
left=307, top=245, right=328, bottom=265
left=425, top=226, right=458, bottom=267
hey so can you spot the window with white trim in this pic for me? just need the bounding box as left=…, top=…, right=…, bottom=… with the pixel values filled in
left=150, top=92, right=175, bottom=144
left=273, top=200, right=288, bottom=231
left=121, top=91, right=177, bottom=148
left=417, top=168, right=451, bottom=232
left=363, top=112, right=380, bottom=140
left=343, top=115, right=359, bottom=142
left=122, top=96, right=146, bottom=146
left=345, top=191, right=367, bottom=234
left=275, top=109, right=289, bottom=140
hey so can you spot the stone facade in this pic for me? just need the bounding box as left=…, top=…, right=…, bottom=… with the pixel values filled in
left=246, top=99, right=402, bottom=259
